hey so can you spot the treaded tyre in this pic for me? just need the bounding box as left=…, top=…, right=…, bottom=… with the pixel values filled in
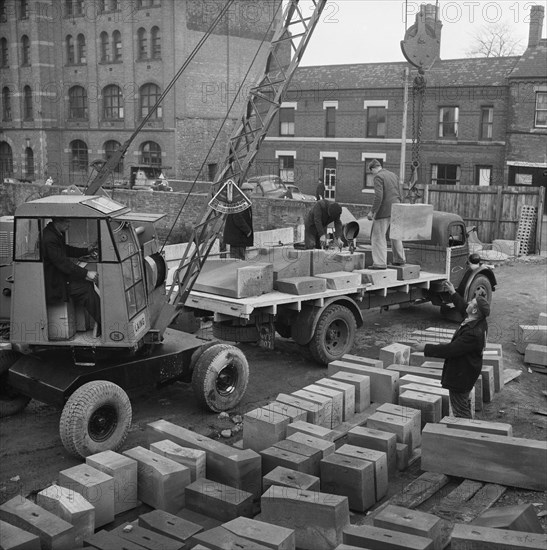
left=191, top=343, right=249, bottom=412
left=465, top=274, right=493, bottom=303
left=309, top=304, right=357, bottom=365
left=60, top=381, right=132, bottom=458
left=0, top=350, right=30, bottom=418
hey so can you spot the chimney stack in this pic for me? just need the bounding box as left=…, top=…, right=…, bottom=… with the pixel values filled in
left=528, top=5, right=544, bottom=48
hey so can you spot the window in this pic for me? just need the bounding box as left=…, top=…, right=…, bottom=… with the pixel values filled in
left=279, top=107, right=295, bottom=136
left=21, top=35, right=30, bottom=65
left=2, top=86, right=11, bottom=121
left=325, top=106, right=336, bottom=137
left=475, top=165, right=492, bottom=186
left=25, top=147, right=34, bottom=179
left=65, top=0, right=73, bottom=16
left=363, top=157, right=383, bottom=188
left=0, top=0, right=7, bottom=22
left=137, top=27, right=147, bottom=60
left=68, top=85, right=88, bottom=119
left=20, top=0, right=29, bottom=18
left=323, top=157, right=337, bottom=199
left=514, top=172, right=533, bottom=185
left=139, top=83, right=161, bottom=119
left=151, top=26, right=160, bottom=59
left=1, top=38, right=8, bottom=67
left=103, top=84, right=123, bottom=119
left=66, top=35, right=75, bottom=64
left=74, top=0, right=84, bottom=16
left=104, top=140, right=123, bottom=175
left=100, top=31, right=110, bottom=62
left=77, top=34, right=86, bottom=64
left=207, top=163, right=217, bottom=182
left=278, top=155, right=294, bottom=183
left=23, top=85, right=33, bottom=120
left=0, top=141, right=13, bottom=180
left=367, top=107, right=386, bottom=138
left=438, top=107, right=458, bottom=138
left=140, top=141, right=161, bottom=166
left=112, top=30, right=122, bottom=61
left=431, top=164, right=460, bottom=185
left=70, top=139, right=88, bottom=174
left=535, top=92, right=547, bottom=128
left=480, top=107, right=493, bottom=140
left=138, top=0, right=160, bottom=7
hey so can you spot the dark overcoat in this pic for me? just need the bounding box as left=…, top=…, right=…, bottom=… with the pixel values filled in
left=223, top=207, right=253, bottom=248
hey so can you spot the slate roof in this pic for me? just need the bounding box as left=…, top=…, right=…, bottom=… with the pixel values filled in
left=293, top=56, right=521, bottom=90
left=508, top=40, right=547, bottom=79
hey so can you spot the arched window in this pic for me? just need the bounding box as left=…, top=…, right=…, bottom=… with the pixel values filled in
left=140, top=141, right=161, bottom=166
left=77, top=34, right=86, bottom=64
left=1, top=37, right=8, bottom=67
left=21, top=35, right=30, bottom=65
left=112, top=30, right=122, bottom=61
left=102, top=84, right=123, bottom=119
left=66, top=34, right=74, bottom=64
left=23, top=85, right=33, bottom=120
left=104, top=140, right=123, bottom=175
left=137, top=27, right=147, bottom=60
left=100, top=31, right=110, bottom=62
left=151, top=26, right=160, bottom=59
left=2, top=86, right=12, bottom=121
left=68, top=85, right=88, bottom=119
left=70, top=139, right=88, bottom=174
left=139, top=83, right=161, bottom=119
left=0, top=141, right=13, bottom=180
left=25, top=147, right=34, bottom=179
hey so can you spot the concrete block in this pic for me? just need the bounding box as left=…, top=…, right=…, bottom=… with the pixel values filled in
left=390, top=203, right=433, bottom=241
left=482, top=355, right=504, bottom=391
left=474, top=376, right=483, bottom=412
left=355, top=267, right=398, bottom=286
left=287, top=432, right=335, bottom=458
left=149, top=439, right=206, bottom=483
left=275, top=393, right=322, bottom=425
left=314, top=271, right=361, bottom=290
left=399, top=390, right=442, bottom=426
left=380, top=343, right=410, bottom=366
left=386, top=363, right=442, bottom=381
left=388, top=264, right=421, bottom=280
left=257, top=246, right=311, bottom=281
left=304, top=384, right=343, bottom=427
left=236, top=264, right=274, bottom=298
left=260, top=446, right=317, bottom=476
left=538, top=312, right=547, bottom=326
left=111, top=524, right=184, bottom=550
left=286, top=420, right=336, bottom=442
left=517, top=325, right=547, bottom=354
left=176, top=508, right=222, bottom=533
left=310, top=249, right=364, bottom=276
left=347, top=426, right=397, bottom=476
left=344, top=524, right=434, bottom=550
left=267, top=402, right=308, bottom=423
left=320, top=453, right=376, bottom=512
left=492, top=239, right=521, bottom=257
left=185, top=478, right=254, bottom=522
left=191, top=526, right=272, bottom=550
left=336, top=444, right=388, bottom=501
left=315, top=378, right=355, bottom=421
left=410, top=352, right=443, bottom=366
left=439, top=416, right=513, bottom=436
left=275, top=276, right=326, bottom=295
left=338, top=354, right=384, bottom=369
left=36, top=484, right=94, bottom=546
left=471, top=503, right=544, bottom=533
left=396, top=443, right=410, bottom=471
left=330, top=371, right=370, bottom=412
left=291, top=389, right=332, bottom=428
left=222, top=516, right=296, bottom=550
left=398, top=379, right=450, bottom=417
left=58, top=463, right=114, bottom=528
left=0, top=497, right=75, bottom=550
left=272, top=439, right=322, bottom=476
left=242, top=407, right=291, bottom=452
left=83, top=530, right=146, bottom=550
left=481, top=365, right=495, bottom=402
left=0, top=519, right=40, bottom=550
left=261, top=486, right=350, bottom=550
left=122, top=446, right=189, bottom=514
left=138, top=509, right=203, bottom=543
left=86, top=450, right=138, bottom=515
left=146, top=420, right=262, bottom=498
left=367, top=410, right=415, bottom=448
left=525, top=343, right=547, bottom=366
left=376, top=403, right=422, bottom=450
left=450, top=523, right=547, bottom=549
left=262, top=466, right=320, bottom=493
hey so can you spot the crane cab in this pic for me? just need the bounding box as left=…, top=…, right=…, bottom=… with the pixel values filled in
left=9, top=194, right=167, bottom=351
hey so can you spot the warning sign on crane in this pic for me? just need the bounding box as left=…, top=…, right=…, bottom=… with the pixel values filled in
left=209, top=179, right=252, bottom=214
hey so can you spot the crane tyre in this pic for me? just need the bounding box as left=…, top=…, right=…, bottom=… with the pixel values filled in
left=0, top=350, right=30, bottom=418
left=59, top=381, right=132, bottom=458
left=309, top=304, right=357, bottom=365
left=191, top=343, right=249, bottom=412
left=465, top=275, right=492, bottom=303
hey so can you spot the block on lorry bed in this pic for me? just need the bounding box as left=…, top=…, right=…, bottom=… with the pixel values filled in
left=390, top=203, right=433, bottom=241
left=314, top=271, right=361, bottom=291
left=274, top=276, right=326, bottom=295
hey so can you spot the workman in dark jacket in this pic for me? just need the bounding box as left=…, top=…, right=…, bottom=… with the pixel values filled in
left=223, top=182, right=254, bottom=260
left=42, top=217, right=100, bottom=328
left=413, top=280, right=490, bottom=418
left=304, top=199, right=343, bottom=249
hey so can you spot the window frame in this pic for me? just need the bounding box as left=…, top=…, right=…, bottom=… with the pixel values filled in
left=77, top=33, right=86, bottom=64
left=100, top=31, right=110, bottom=63
left=66, top=34, right=75, bottom=65
left=2, top=86, right=11, bottom=121
left=137, top=27, right=147, bottom=60
left=278, top=155, right=295, bottom=183
left=431, top=163, right=461, bottom=185
left=21, top=34, right=30, bottom=66
left=1, top=37, right=8, bottom=68
left=366, top=106, right=386, bottom=138
left=139, top=83, right=162, bottom=119
left=20, top=0, right=29, bottom=19
left=23, top=85, right=33, bottom=120
left=151, top=26, right=160, bottom=59
left=279, top=107, right=295, bottom=137
left=25, top=146, right=34, bottom=179
left=438, top=106, right=459, bottom=138
left=479, top=106, right=493, bottom=140
left=325, top=106, right=336, bottom=138
left=104, top=140, right=123, bottom=176
left=139, top=141, right=162, bottom=167
left=69, top=139, right=89, bottom=175
left=0, top=140, right=13, bottom=180
left=534, top=91, right=547, bottom=128
left=68, top=85, right=88, bottom=120
left=112, top=30, right=122, bottom=62
left=102, top=84, right=124, bottom=120
left=475, top=165, right=492, bottom=186
left=362, top=157, right=384, bottom=189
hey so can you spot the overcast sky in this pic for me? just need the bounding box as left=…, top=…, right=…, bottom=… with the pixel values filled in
left=299, top=0, right=547, bottom=65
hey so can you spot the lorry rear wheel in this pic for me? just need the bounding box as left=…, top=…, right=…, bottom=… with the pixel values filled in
left=309, top=304, right=357, bottom=365
left=191, top=343, right=249, bottom=412
left=59, top=381, right=132, bottom=458
left=0, top=350, right=30, bottom=418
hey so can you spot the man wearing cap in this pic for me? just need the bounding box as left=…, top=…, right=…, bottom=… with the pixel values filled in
left=304, top=199, right=344, bottom=249
left=413, top=280, right=490, bottom=418
left=223, top=182, right=254, bottom=260
left=366, top=159, right=406, bottom=269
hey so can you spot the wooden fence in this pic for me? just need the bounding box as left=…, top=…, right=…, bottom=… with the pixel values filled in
left=420, top=185, right=545, bottom=252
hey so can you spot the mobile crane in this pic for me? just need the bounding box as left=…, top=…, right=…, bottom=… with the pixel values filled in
left=0, top=0, right=329, bottom=458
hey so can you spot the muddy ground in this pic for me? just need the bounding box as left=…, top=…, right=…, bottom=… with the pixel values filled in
left=1, top=256, right=546, bottom=529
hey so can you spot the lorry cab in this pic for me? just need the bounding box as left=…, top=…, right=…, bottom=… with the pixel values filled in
left=9, top=194, right=167, bottom=351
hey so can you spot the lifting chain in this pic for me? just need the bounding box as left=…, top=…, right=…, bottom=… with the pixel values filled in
left=407, top=69, right=427, bottom=204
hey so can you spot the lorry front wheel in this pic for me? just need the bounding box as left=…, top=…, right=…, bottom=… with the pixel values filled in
left=191, top=343, right=249, bottom=412
left=59, top=381, right=132, bottom=458
left=0, top=350, right=30, bottom=418
left=466, top=275, right=492, bottom=303
left=309, top=304, right=357, bottom=365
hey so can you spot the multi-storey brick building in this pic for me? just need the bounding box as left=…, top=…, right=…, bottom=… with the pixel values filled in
left=0, top=0, right=276, bottom=185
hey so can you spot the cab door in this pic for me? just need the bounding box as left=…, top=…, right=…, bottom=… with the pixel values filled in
left=447, top=221, right=468, bottom=288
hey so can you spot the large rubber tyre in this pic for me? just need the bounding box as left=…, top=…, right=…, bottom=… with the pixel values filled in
left=309, top=304, right=357, bottom=365
left=59, top=381, right=132, bottom=458
left=465, top=275, right=493, bottom=303
left=0, top=350, right=31, bottom=418
left=191, top=343, right=249, bottom=412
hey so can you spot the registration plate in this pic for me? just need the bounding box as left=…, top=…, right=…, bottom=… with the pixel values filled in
left=132, top=312, right=147, bottom=337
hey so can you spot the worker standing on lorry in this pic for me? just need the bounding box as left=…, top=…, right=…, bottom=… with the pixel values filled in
left=223, top=182, right=254, bottom=260
left=304, top=199, right=344, bottom=249
left=413, top=280, right=490, bottom=419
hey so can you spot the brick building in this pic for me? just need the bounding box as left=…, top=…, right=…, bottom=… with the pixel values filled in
left=0, top=0, right=276, bottom=185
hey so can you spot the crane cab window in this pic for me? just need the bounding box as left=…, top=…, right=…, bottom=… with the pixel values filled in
left=14, top=218, right=41, bottom=260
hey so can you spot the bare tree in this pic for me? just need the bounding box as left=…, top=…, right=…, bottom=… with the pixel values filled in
left=466, top=21, right=525, bottom=58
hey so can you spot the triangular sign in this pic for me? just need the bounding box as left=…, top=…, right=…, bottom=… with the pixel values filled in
left=209, top=179, right=252, bottom=214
